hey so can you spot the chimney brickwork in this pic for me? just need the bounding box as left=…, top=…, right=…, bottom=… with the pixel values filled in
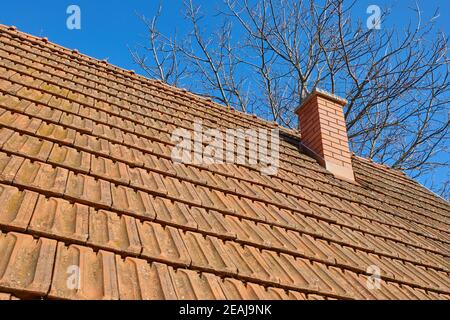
left=295, top=89, right=355, bottom=181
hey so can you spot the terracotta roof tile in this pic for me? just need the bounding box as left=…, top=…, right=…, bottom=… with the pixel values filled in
left=2, top=131, right=53, bottom=162
left=0, top=25, right=448, bottom=300
left=59, top=112, right=93, bottom=134
left=0, top=232, right=56, bottom=297
left=168, top=268, right=226, bottom=300
left=25, top=103, right=62, bottom=123
left=224, top=242, right=278, bottom=284
left=88, top=209, right=141, bottom=255
left=129, top=167, right=167, bottom=196
left=220, top=278, right=301, bottom=300
left=109, top=142, right=145, bottom=167
left=165, top=177, right=202, bottom=205
left=64, top=172, right=112, bottom=208
left=189, top=208, right=235, bottom=239
left=0, top=152, right=24, bottom=183
left=115, top=257, right=177, bottom=300
left=223, top=215, right=267, bottom=246
left=48, top=144, right=91, bottom=174
left=110, top=184, right=156, bottom=220
left=73, top=132, right=110, bottom=157
left=0, top=111, right=42, bottom=134
left=138, top=221, right=191, bottom=267
left=152, top=197, right=197, bottom=230
left=0, top=127, right=14, bottom=147
left=28, top=195, right=89, bottom=243
left=90, top=156, right=130, bottom=185
left=183, top=232, right=238, bottom=276
left=13, top=158, right=68, bottom=196
left=49, top=243, right=119, bottom=300
left=0, top=184, right=38, bottom=231
left=219, top=278, right=261, bottom=299
left=36, top=122, right=75, bottom=145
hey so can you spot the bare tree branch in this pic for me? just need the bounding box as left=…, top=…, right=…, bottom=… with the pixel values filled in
left=132, top=0, right=449, bottom=198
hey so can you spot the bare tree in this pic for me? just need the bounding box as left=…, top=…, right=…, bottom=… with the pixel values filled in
left=131, top=0, right=449, bottom=198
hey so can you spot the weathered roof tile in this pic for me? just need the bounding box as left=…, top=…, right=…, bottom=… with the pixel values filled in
left=129, top=167, right=167, bottom=196
left=224, top=241, right=278, bottom=284
left=49, top=243, right=119, bottom=300
left=2, top=131, right=53, bottom=161
left=90, top=156, right=130, bottom=185
left=28, top=195, right=89, bottom=242
left=0, top=184, right=38, bottom=231
left=88, top=209, right=141, bottom=255
left=36, top=122, right=76, bottom=144
left=116, top=257, right=177, bottom=300
left=48, top=144, right=91, bottom=174
left=0, top=152, right=24, bottom=183
left=137, top=221, right=191, bottom=267
left=0, top=111, right=42, bottom=134
left=168, top=268, right=226, bottom=300
left=14, top=158, right=68, bottom=196
left=64, top=172, right=112, bottom=208
left=183, top=232, right=237, bottom=276
left=152, top=198, right=197, bottom=229
left=0, top=232, right=57, bottom=297
left=110, top=184, right=156, bottom=220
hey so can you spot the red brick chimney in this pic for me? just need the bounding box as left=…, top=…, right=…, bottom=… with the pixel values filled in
left=295, top=88, right=355, bottom=181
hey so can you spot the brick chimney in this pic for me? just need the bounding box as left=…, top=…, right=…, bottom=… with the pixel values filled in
left=295, top=88, right=355, bottom=181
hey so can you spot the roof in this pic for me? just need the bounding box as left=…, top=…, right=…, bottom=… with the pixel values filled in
left=0, top=24, right=449, bottom=300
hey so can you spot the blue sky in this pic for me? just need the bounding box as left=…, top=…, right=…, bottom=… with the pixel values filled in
left=0, top=0, right=449, bottom=195
left=1, top=1, right=448, bottom=72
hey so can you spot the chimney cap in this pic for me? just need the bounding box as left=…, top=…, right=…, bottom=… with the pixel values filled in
left=295, top=88, right=347, bottom=114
